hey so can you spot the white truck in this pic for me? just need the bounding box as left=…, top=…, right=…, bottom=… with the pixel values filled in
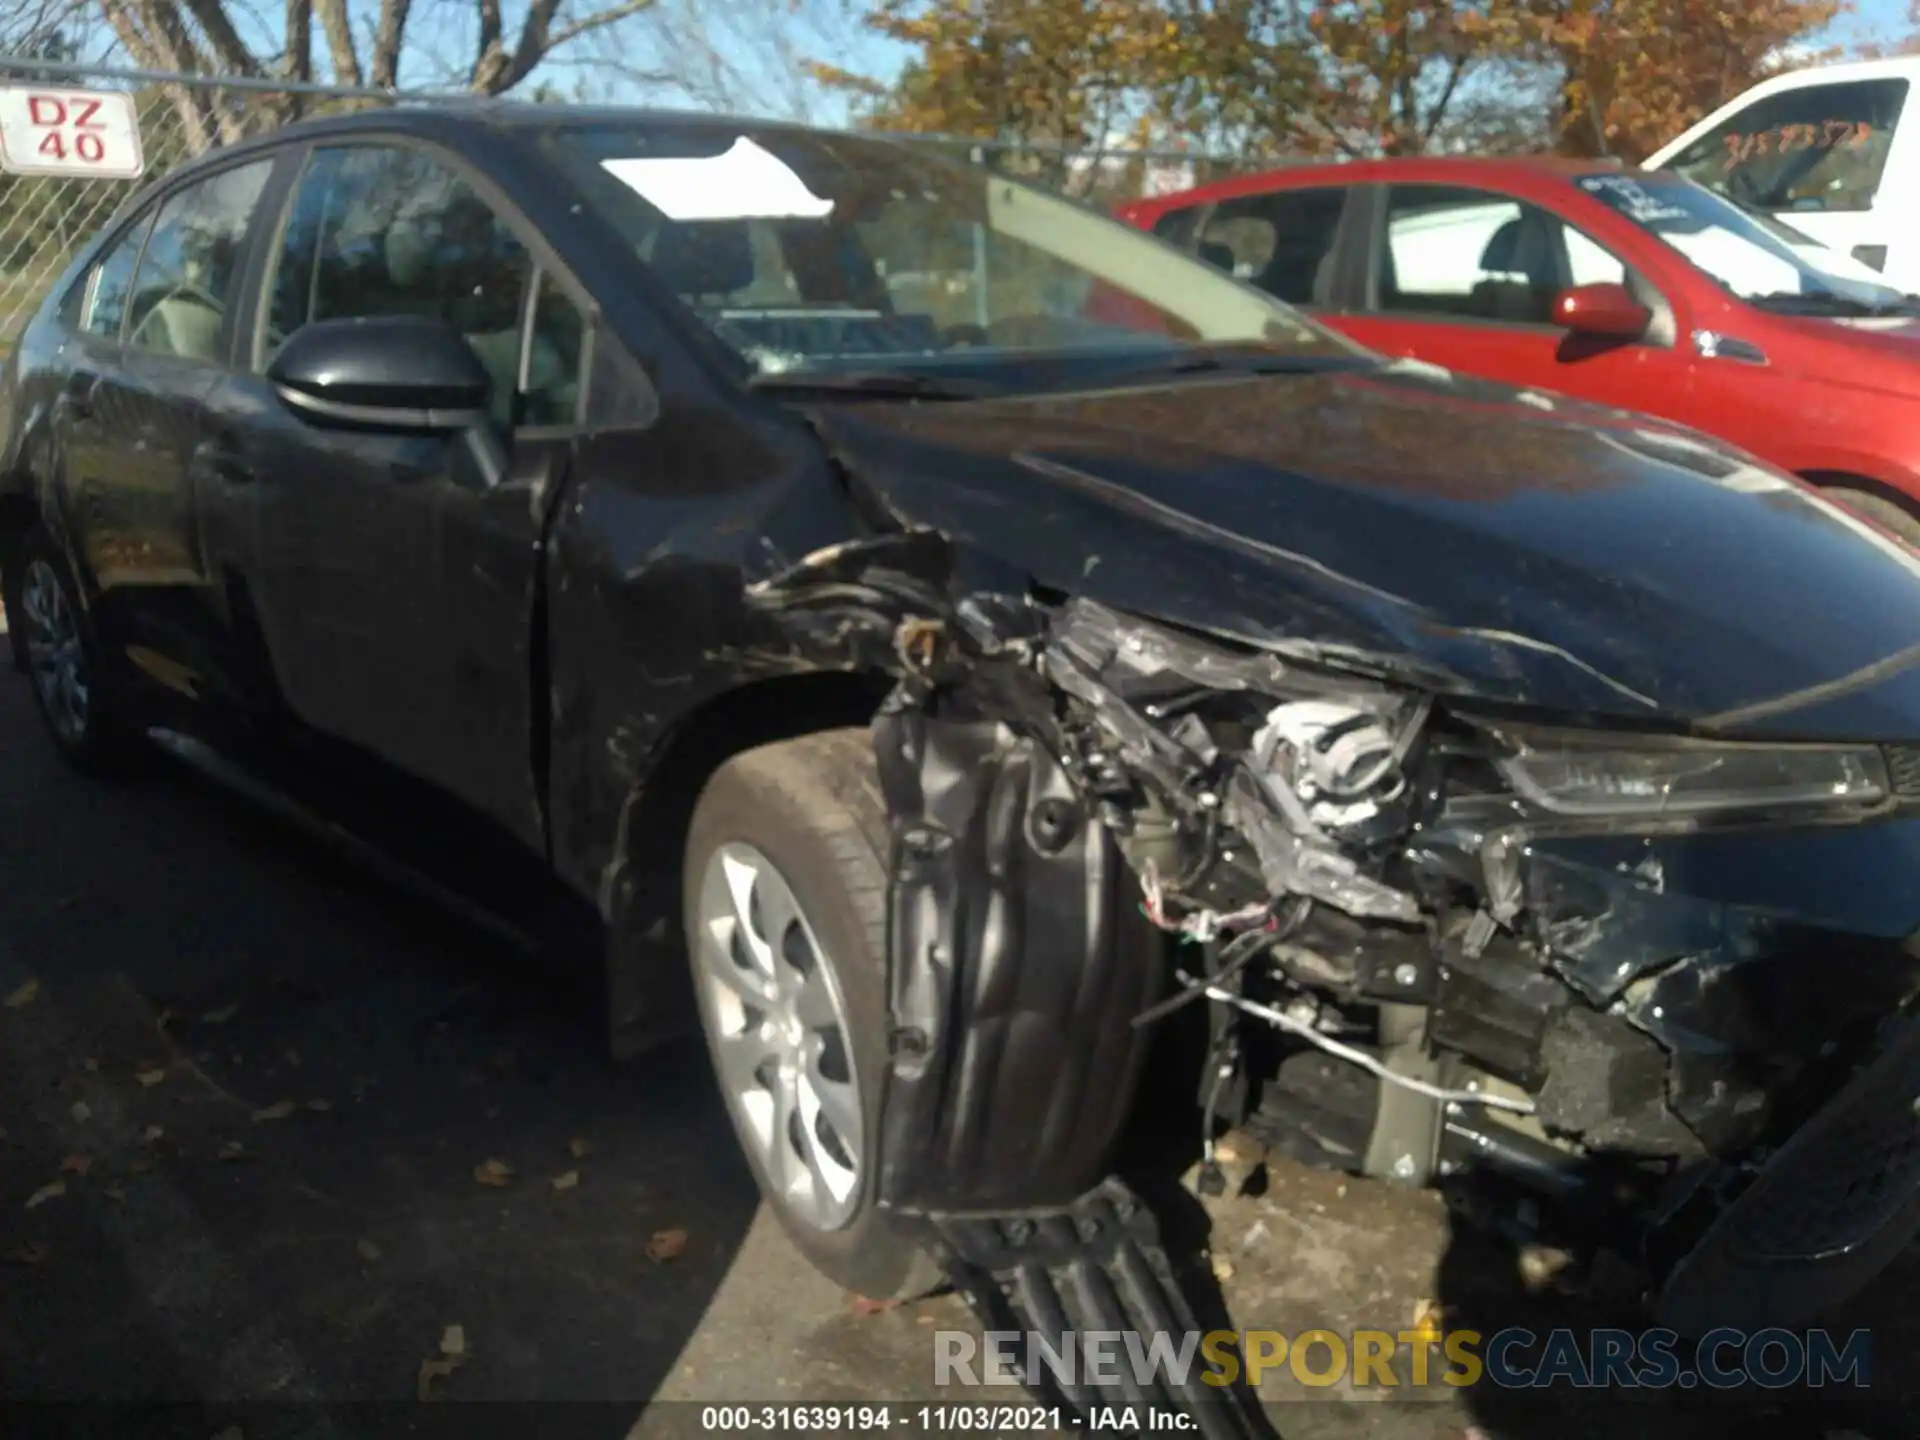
left=1645, top=56, right=1920, bottom=292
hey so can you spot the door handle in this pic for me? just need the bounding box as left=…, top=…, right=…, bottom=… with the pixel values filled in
left=189, top=436, right=257, bottom=487
left=56, top=370, right=99, bottom=419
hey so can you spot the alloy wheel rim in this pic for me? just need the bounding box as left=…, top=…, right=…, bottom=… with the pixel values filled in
left=20, top=559, right=88, bottom=744
left=695, top=840, right=865, bottom=1231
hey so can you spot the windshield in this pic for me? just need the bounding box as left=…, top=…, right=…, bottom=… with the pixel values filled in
left=540, top=122, right=1359, bottom=387
left=1574, top=171, right=1911, bottom=315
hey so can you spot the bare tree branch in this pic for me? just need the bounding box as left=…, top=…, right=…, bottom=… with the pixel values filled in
left=282, top=0, right=311, bottom=80
left=312, top=0, right=361, bottom=85
left=369, top=0, right=411, bottom=87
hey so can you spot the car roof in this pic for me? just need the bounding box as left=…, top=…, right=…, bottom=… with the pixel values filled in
left=159, top=103, right=910, bottom=185
left=1128, top=153, right=1630, bottom=215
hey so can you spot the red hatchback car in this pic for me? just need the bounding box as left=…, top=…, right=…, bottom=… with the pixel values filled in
left=1119, top=156, right=1920, bottom=542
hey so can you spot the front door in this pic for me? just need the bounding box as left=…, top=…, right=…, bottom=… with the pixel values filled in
left=204, top=139, right=589, bottom=847
left=1336, top=183, right=1693, bottom=423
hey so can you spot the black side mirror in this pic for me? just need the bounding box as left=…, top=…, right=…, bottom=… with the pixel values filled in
left=267, top=316, right=490, bottom=433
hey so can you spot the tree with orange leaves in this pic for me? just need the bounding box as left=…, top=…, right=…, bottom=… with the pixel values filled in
left=1534, top=0, right=1841, bottom=160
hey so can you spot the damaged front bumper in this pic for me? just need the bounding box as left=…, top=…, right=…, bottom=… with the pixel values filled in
left=748, top=529, right=1920, bottom=1412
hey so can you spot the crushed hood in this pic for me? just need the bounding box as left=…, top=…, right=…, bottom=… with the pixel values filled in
left=809, top=363, right=1920, bottom=738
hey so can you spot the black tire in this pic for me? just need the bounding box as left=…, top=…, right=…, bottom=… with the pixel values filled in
left=683, top=728, right=942, bottom=1301
left=3, top=524, right=145, bottom=774
left=1823, top=485, right=1920, bottom=549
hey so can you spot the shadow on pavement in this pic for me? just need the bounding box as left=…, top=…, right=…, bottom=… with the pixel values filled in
left=0, top=674, right=764, bottom=1430
left=1432, top=1183, right=1920, bottom=1440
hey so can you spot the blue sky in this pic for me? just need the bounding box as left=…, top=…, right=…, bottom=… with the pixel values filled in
left=54, top=0, right=1918, bottom=126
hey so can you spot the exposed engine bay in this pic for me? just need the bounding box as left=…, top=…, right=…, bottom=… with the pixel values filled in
left=750, top=524, right=1920, bottom=1384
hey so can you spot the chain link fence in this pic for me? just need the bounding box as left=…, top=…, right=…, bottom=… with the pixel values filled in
left=0, top=57, right=1258, bottom=353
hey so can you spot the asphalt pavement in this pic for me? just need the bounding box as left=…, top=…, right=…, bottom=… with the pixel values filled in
left=0, top=650, right=1914, bottom=1440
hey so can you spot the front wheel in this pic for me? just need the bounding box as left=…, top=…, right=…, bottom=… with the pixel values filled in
left=683, top=728, right=942, bottom=1301
left=4, top=525, right=144, bottom=774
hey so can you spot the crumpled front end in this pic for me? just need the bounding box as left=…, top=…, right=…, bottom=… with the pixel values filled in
left=747, top=519, right=1920, bottom=1400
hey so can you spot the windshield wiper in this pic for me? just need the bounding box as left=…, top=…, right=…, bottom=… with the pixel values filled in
left=745, top=369, right=996, bottom=400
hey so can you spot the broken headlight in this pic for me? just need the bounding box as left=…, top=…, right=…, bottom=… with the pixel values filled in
left=1494, top=729, right=1889, bottom=818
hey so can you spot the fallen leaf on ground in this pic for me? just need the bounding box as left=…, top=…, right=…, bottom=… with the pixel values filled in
left=141, top=1126, right=164, bottom=1144
left=550, top=1170, right=579, bottom=1192
left=5, top=1243, right=48, bottom=1265
left=56, top=894, right=80, bottom=911
left=217, top=1142, right=246, bottom=1162
left=69, top=1102, right=91, bottom=1123
left=251, top=1100, right=295, bottom=1122
left=417, top=1356, right=463, bottom=1401
left=202, top=1004, right=240, bottom=1024
left=82, top=1057, right=99, bottom=1072
left=156, top=1009, right=174, bottom=1029
left=59, top=1154, right=91, bottom=1176
left=440, top=1324, right=466, bottom=1358
left=25, top=1180, right=66, bottom=1209
left=916, top=1313, right=936, bottom=1326
left=3, top=978, right=39, bottom=1009
left=568, top=1136, right=592, bottom=1158
left=284, top=1048, right=302, bottom=1066
left=472, top=1158, right=513, bottom=1187
left=646, top=1228, right=688, bottom=1263
left=305, top=1099, right=331, bottom=1112
left=104, top=1186, right=125, bottom=1203
left=1211, top=1255, right=1235, bottom=1282
left=356, top=1239, right=382, bottom=1261
left=129, top=1159, right=152, bottom=1175
left=135, top=1068, right=167, bottom=1088
left=848, top=1295, right=900, bottom=1317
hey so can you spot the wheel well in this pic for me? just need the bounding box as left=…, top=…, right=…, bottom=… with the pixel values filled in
left=601, top=668, right=895, bottom=1058
left=1799, top=469, right=1920, bottom=517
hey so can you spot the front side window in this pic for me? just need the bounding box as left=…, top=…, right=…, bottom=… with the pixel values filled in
left=1576, top=171, right=1910, bottom=317
left=1376, top=184, right=1627, bottom=326
left=126, top=159, right=273, bottom=362
left=80, top=211, right=152, bottom=340
left=541, top=124, right=1358, bottom=390
left=1197, top=188, right=1347, bottom=304
left=1665, top=78, right=1909, bottom=214
left=265, top=143, right=585, bottom=428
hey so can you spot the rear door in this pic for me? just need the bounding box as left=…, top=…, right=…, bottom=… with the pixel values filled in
left=49, top=158, right=275, bottom=699
left=1335, top=182, right=1691, bottom=415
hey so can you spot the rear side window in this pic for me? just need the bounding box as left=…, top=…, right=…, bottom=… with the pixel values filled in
left=1194, top=187, right=1345, bottom=305
left=78, top=212, right=153, bottom=340
left=1666, top=78, right=1909, bottom=214
left=1149, top=205, right=1202, bottom=248
left=126, top=159, right=273, bottom=363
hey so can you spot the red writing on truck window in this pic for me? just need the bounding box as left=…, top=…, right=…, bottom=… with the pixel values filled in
left=1722, top=120, right=1873, bottom=170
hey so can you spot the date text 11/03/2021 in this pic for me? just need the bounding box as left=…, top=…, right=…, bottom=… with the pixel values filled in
left=698, top=1406, right=1089, bottom=1432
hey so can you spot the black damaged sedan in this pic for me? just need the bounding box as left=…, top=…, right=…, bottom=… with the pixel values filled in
left=5, top=106, right=1920, bottom=1428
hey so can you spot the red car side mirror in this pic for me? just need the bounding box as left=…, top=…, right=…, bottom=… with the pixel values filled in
left=1552, top=282, right=1651, bottom=339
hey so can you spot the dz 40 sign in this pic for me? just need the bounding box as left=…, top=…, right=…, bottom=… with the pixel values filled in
left=0, top=86, right=144, bottom=179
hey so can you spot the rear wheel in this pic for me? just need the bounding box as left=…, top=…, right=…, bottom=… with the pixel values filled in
left=4, top=525, right=144, bottom=773
left=683, top=728, right=941, bottom=1300
left=1821, top=485, right=1920, bottom=549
